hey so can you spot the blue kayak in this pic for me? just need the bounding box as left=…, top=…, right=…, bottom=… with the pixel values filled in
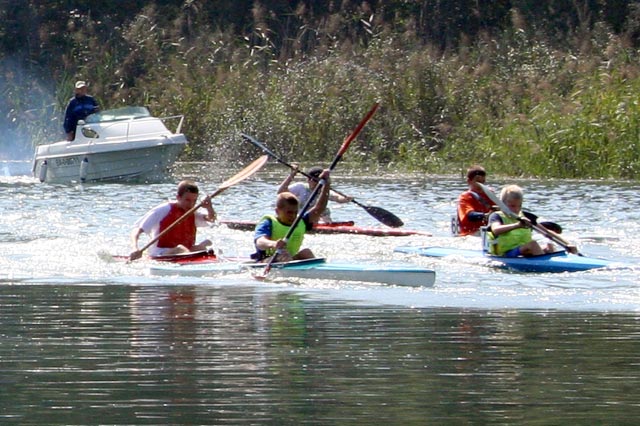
left=394, top=246, right=612, bottom=273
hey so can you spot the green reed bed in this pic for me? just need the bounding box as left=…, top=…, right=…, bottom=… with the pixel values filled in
left=10, top=7, right=640, bottom=180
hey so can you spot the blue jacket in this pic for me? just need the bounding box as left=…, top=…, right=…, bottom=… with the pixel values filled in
left=63, top=95, right=99, bottom=134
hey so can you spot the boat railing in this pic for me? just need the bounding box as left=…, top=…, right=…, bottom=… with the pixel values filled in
left=79, top=114, right=185, bottom=141
left=159, top=114, right=185, bottom=134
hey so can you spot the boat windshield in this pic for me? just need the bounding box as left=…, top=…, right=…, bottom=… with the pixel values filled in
left=85, top=106, right=151, bottom=123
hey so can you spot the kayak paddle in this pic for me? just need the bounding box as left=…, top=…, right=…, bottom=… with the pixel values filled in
left=241, top=132, right=404, bottom=228
left=255, top=102, right=380, bottom=279
left=478, top=183, right=581, bottom=256
left=523, top=210, right=563, bottom=234
left=129, top=155, right=269, bottom=261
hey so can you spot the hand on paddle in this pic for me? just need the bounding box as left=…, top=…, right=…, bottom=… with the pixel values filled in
left=129, top=249, right=143, bottom=262
left=271, top=247, right=293, bottom=263
left=240, top=126, right=405, bottom=228
left=517, top=216, right=533, bottom=228
left=256, top=102, right=380, bottom=279
left=200, top=196, right=216, bottom=221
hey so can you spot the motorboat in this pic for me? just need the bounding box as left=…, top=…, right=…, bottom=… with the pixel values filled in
left=32, top=106, right=188, bottom=183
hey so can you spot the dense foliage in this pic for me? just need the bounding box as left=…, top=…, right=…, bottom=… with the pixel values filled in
left=2, top=0, right=640, bottom=178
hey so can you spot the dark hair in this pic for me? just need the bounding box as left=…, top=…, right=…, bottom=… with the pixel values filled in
left=307, top=166, right=323, bottom=178
left=466, top=165, right=486, bottom=180
left=177, top=180, right=199, bottom=196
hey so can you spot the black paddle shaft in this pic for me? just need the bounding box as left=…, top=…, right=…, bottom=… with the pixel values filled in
left=241, top=133, right=404, bottom=227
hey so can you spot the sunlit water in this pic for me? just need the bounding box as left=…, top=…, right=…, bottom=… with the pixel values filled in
left=1, top=160, right=639, bottom=424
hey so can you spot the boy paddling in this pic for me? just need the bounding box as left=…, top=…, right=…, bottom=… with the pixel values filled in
left=253, top=169, right=331, bottom=263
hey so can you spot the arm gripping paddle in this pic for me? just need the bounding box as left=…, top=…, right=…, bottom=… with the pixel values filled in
left=241, top=126, right=403, bottom=227
left=256, top=102, right=380, bottom=278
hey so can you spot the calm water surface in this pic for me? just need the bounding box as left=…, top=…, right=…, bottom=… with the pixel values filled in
left=0, top=161, right=639, bottom=425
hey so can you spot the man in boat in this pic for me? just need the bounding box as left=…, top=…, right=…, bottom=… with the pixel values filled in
left=455, top=165, right=497, bottom=236
left=63, top=80, right=99, bottom=141
left=254, top=169, right=331, bottom=262
left=486, top=184, right=559, bottom=257
left=278, top=165, right=351, bottom=223
left=129, top=180, right=216, bottom=260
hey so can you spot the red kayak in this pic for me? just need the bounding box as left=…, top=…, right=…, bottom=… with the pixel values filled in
left=220, top=220, right=431, bottom=237
left=149, top=249, right=220, bottom=264
left=113, top=249, right=222, bottom=264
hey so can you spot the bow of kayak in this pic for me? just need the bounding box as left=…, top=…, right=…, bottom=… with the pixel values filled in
left=150, top=257, right=436, bottom=287
left=263, top=261, right=435, bottom=287
left=394, top=246, right=613, bottom=273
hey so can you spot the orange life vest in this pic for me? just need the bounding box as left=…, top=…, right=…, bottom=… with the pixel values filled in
left=457, top=190, right=494, bottom=236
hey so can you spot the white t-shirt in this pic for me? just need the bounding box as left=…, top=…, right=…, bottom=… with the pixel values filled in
left=288, top=183, right=332, bottom=223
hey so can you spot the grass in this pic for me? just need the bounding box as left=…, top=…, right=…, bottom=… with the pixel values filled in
left=8, top=9, right=640, bottom=179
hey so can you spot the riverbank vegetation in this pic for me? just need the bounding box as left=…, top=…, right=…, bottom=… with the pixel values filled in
left=2, top=1, right=640, bottom=178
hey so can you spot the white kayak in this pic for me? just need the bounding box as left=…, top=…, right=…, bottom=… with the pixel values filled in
left=149, top=257, right=436, bottom=287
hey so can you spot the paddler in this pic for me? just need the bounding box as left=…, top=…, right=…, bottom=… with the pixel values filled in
left=278, top=164, right=351, bottom=223
left=455, top=165, right=497, bottom=236
left=129, top=180, right=216, bottom=260
left=253, top=169, right=331, bottom=263
left=455, top=165, right=563, bottom=236
left=485, top=184, right=567, bottom=256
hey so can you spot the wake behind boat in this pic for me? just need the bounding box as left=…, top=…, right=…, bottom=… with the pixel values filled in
left=394, top=246, right=613, bottom=273
left=32, top=106, right=187, bottom=183
left=150, top=257, right=436, bottom=287
left=220, top=220, right=432, bottom=237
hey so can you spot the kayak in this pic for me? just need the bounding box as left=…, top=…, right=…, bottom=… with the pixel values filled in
left=150, top=257, right=436, bottom=287
left=394, top=246, right=612, bottom=273
left=112, top=249, right=220, bottom=264
left=220, top=220, right=432, bottom=237
left=150, top=249, right=219, bottom=264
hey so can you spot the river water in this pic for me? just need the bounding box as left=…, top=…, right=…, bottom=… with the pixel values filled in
left=1, top=160, right=639, bottom=425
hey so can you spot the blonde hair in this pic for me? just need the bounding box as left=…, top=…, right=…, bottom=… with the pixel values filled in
left=500, top=184, right=523, bottom=203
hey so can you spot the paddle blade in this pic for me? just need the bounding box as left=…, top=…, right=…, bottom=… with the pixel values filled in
left=332, top=102, right=380, bottom=166
left=252, top=255, right=279, bottom=281
left=219, top=155, right=268, bottom=190
left=539, top=221, right=562, bottom=234
left=252, top=269, right=269, bottom=281
left=210, top=155, right=269, bottom=198
left=362, top=205, right=404, bottom=228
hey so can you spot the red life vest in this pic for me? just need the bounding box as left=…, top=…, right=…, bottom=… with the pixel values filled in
left=457, top=190, right=493, bottom=236
left=157, top=203, right=196, bottom=249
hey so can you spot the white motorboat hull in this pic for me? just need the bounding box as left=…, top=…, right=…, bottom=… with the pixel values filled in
left=32, top=106, right=187, bottom=183
left=33, top=139, right=185, bottom=183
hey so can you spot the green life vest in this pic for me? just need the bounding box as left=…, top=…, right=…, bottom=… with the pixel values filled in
left=262, top=214, right=307, bottom=257
left=487, top=211, right=532, bottom=255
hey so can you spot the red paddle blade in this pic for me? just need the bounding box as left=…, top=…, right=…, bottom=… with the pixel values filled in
left=330, top=102, right=380, bottom=169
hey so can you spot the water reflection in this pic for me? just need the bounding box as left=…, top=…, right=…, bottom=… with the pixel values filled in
left=2, top=164, right=640, bottom=423
left=2, top=285, right=640, bottom=424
